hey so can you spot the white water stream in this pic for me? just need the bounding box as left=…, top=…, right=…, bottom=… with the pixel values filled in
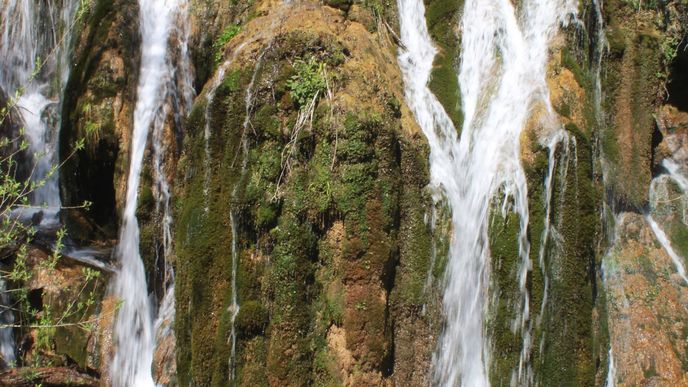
left=0, top=0, right=79, bottom=225
left=0, top=0, right=80, bottom=367
left=647, top=155, right=688, bottom=285
left=110, top=0, right=188, bottom=384
left=397, top=0, right=576, bottom=384
left=150, top=0, right=193, bottom=377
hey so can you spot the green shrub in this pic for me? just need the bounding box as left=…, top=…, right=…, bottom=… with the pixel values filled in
left=286, top=57, right=326, bottom=108
left=213, top=25, right=241, bottom=63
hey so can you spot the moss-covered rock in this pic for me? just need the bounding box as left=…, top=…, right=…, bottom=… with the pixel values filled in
left=174, top=2, right=438, bottom=385
left=60, top=0, right=141, bottom=240
left=424, top=0, right=462, bottom=129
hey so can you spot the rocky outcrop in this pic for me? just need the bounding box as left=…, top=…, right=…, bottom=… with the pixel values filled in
left=173, top=1, right=441, bottom=385
left=598, top=1, right=688, bottom=385
left=0, top=367, right=98, bottom=386
left=600, top=0, right=688, bottom=209
left=60, top=0, right=141, bottom=241
left=604, top=214, right=688, bottom=385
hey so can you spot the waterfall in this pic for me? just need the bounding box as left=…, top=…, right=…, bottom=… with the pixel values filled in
left=0, top=0, right=79, bottom=226
left=110, top=0, right=187, bottom=384
left=397, top=0, right=576, bottom=384
left=601, top=210, right=624, bottom=387
left=226, top=47, right=269, bottom=383
left=0, top=0, right=80, bottom=367
left=663, top=159, right=688, bottom=193
left=0, top=275, right=14, bottom=367
left=606, top=347, right=616, bottom=387
left=150, top=1, right=194, bottom=380
left=647, top=197, right=688, bottom=285
left=645, top=134, right=688, bottom=285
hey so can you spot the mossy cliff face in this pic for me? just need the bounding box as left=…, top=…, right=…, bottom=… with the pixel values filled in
left=173, top=2, right=439, bottom=385
left=600, top=0, right=688, bottom=209
left=29, top=0, right=687, bottom=384
left=10, top=247, right=111, bottom=376
left=599, top=1, right=688, bottom=385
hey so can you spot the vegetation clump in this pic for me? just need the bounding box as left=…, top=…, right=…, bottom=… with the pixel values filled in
left=213, top=25, right=241, bottom=63
left=286, top=57, right=327, bottom=108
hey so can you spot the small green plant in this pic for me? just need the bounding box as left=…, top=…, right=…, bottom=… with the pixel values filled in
left=213, top=25, right=241, bottom=63
left=286, top=57, right=326, bottom=108
left=661, top=36, right=679, bottom=65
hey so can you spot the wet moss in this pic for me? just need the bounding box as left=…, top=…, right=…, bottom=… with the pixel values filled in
left=669, top=220, right=688, bottom=267
left=392, top=141, right=432, bottom=306
left=537, top=126, right=599, bottom=385
left=487, top=204, right=526, bottom=385
left=424, top=0, right=463, bottom=129
left=175, top=10, right=434, bottom=383
left=599, top=2, right=667, bottom=209
left=174, top=62, right=249, bottom=387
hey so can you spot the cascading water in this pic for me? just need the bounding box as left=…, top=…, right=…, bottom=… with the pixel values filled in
left=150, top=1, right=194, bottom=377
left=0, top=0, right=80, bottom=367
left=606, top=347, right=616, bottom=387
left=646, top=153, right=688, bottom=285
left=110, top=0, right=187, bottom=384
left=226, top=47, right=269, bottom=382
left=397, top=0, right=576, bottom=384
left=0, top=0, right=79, bottom=225
left=646, top=216, right=688, bottom=283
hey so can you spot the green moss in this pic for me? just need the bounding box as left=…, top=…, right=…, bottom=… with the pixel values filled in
left=561, top=47, right=592, bottom=90
left=221, top=69, right=243, bottom=93
left=487, top=203, right=525, bottom=385
left=669, top=220, right=688, bottom=267
left=214, top=25, right=241, bottom=63
left=174, top=57, right=250, bottom=386
left=175, top=21, right=435, bottom=384
left=599, top=13, right=663, bottom=209
left=393, top=142, right=433, bottom=305
left=425, top=0, right=463, bottom=129
left=536, top=127, right=599, bottom=385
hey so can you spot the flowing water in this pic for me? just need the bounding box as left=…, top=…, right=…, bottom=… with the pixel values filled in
left=0, top=0, right=79, bottom=225
left=647, top=196, right=688, bottom=285
left=606, top=347, right=616, bottom=387
left=397, top=0, right=576, bottom=384
left=646, top=133, right=688, bottom=285
left=201, top=45, right=246, bottom=212
left=227, top=212, right=240, bottom=383
left=600, top=210, right=626, bottom=387
left=110, top=0, right=187, bottom=384
left=150, top=1, right=194, bottom=376
left=0, top=275, right=14, bottom=367
left=0, top=0, right=80, bottom=367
